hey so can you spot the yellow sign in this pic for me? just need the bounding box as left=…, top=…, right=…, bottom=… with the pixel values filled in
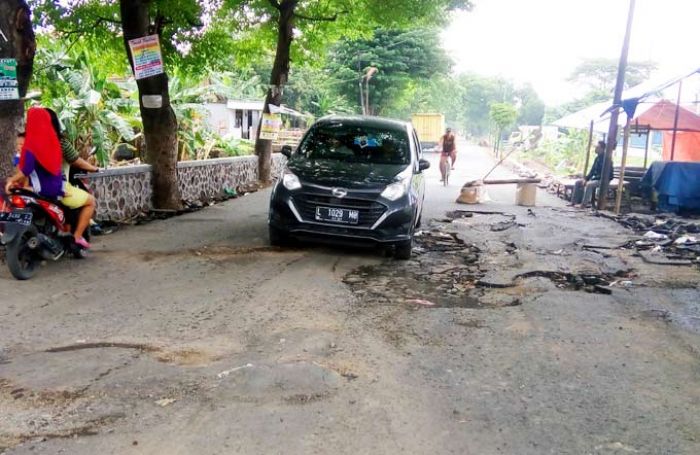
left=260, top=113, right=282, bottom=140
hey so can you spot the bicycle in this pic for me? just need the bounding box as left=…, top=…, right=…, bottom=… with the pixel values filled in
left=440, top=153, right=451, bottom=186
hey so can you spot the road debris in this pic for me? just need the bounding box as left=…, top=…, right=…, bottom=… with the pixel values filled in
left=217, top=363, right=254, bottom=379
left=155, top=398, right=176, bottom=407
left=594, top=213, right=700, bottom=267
left=344, top=230, right=485, bottom=308
left=406, top=299, right=436, bottom=307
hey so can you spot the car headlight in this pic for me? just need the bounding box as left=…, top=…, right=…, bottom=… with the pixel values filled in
left=282, top=172, right=302, bottom=191
left=381, top=180, right=408, bottom=201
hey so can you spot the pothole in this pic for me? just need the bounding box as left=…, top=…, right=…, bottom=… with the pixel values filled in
left=344, top=230, right=486, bottom=308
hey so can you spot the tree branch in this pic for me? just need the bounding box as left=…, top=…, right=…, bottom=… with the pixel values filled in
left=269, top=0, right=281, bottom=10
left=294, top=10, right=346, bottom=22
left=62, top=17, right=119, bottom=36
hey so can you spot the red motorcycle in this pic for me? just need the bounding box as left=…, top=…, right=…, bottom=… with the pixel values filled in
left=0, top=171, right=93, bottom=280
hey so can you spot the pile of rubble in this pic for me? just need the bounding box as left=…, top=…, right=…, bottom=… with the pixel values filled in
left=611, top=214, right=700, bottom=266
left=343, top=230, right=485, bottom=308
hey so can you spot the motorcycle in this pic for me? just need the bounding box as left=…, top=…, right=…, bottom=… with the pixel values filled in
left=0, top=170, right=94, bottom=280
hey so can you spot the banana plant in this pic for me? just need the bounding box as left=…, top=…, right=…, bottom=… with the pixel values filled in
left=36, top=45, right=139, bottom=166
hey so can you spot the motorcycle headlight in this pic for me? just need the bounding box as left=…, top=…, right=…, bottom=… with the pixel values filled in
left=381, top=180, right=408, bottom=201
left=282, top=172, right=302, bottom=191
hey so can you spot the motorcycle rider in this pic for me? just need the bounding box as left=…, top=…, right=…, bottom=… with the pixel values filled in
left=5, top=107, right=65, bottom=201
left=5, top=107, right=97, bottom=249
left=46, top=109, right=98, bottom=249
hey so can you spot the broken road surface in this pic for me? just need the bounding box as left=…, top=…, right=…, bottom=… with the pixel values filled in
left=2, top=146, right=700, bottom=454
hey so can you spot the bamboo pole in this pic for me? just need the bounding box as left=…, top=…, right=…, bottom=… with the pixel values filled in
left=615, top=119, right=632, bottom=214
left=643, top=129, right=652, bottom=169
left=598, top=0, right=636, bottom=210
left=583, top=120, right=594, bottom=176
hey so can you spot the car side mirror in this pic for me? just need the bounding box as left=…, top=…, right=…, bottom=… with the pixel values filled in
left=418, top=159, right=430, bottom=172
left=281, top=145, right=293, bottom=158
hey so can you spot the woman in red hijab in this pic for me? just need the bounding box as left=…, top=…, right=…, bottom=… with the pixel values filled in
left=5, top=107, right=65, bottom=199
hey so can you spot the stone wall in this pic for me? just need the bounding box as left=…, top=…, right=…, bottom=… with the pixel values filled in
left=84, top=154, right=287, bottom=221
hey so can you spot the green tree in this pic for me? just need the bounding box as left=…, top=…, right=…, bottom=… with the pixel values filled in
left=222, top=0, right=473, bottom=182
left=30, top=0, right=237, bottom=208
left=568, top=58, right=657, bottom=94
left=515, top=83, right=545, bottom=126
left=329, top=28, right=452, bottom=117
left=0, top=0, right=35, bottom=180
left=489, top=102, right=518, bottom=155
left=35, top=43, right=139, bottom=166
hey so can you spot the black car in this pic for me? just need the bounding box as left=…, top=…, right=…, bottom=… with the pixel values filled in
left=268, top=115, right=430, bottom=259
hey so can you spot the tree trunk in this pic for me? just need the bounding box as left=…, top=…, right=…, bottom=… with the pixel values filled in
left=120, top=0, right=182, bottom=210
left=0, top=0, right=34, bottom=180
left=254, top=0, right=296, bottom=184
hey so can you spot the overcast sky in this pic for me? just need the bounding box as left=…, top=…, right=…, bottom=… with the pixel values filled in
left=442, top=0, right=700, bottom=106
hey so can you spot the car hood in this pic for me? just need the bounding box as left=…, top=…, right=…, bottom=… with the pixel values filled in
left=287, top=158, right=408, bottom=189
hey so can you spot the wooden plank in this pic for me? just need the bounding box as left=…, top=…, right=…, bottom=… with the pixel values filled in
left=482, top=178, right=542, bottom=185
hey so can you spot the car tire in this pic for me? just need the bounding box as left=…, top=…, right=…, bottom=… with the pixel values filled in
left=394, top=238, right=413, bottom=260
left=269, top=225, right=289, bottom=247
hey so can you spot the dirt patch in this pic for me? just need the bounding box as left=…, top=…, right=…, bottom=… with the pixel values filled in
left=46, top=342, right=216, bottom=367
left=138, top=245, right=287, bottom=262
left=283, top=391, right=331, bottom=405
left=154, top=348, right=220, bottom=366
left=344, top=230, right=485, bottom=309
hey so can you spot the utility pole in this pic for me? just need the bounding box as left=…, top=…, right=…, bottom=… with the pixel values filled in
left=598, top=0, right=636, bottom=211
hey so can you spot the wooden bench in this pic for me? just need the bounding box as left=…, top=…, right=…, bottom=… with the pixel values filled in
left=551, top=178, right=579, bottom=200
left=593, top=166, right=647, bottom=207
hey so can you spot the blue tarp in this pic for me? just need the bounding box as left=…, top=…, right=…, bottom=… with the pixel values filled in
left=641, top=161, right=700, bottom=212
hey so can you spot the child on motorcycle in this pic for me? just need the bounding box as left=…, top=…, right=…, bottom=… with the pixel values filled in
left=46, top=109, right=98, bottom=249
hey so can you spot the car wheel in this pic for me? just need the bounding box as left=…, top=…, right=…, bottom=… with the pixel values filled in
left=394, top=238, right=413, bottom=260
left=269, top=225, right=289, bottom=247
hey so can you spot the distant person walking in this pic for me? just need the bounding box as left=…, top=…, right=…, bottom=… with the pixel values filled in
left=571, top=140, right=613, bottom=208
left=439, top=128, right=457, bottom=170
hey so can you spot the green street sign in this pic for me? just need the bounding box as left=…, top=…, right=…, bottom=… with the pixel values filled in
left=0, top=58, right=19, bottom=100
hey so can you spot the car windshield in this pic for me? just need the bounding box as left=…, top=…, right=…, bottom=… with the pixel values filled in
left=298, top=123, right=411, bottom=165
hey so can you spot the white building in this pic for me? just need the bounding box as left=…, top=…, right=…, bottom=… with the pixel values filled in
left=205, top=100, right=264, bottom=140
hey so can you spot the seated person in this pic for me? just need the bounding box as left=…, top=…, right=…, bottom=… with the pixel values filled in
left=571, top=141, right=613, bottom=208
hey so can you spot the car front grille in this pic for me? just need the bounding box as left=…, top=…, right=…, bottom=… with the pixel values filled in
left=292, top=192, right=387, bottom=228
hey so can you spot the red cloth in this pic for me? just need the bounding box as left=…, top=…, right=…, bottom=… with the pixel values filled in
left=19, top=107, right=62, bottom=176
left=635, top=100, right=700, bottom=132
left=662, top=131, right=700, bottom=162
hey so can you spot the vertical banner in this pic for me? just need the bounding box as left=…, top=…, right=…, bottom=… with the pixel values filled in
left=260, top=113, right=282, bottom=140
left=128, top=35, right=164, bottom=80
left=0, top=59, right=19, bottom=100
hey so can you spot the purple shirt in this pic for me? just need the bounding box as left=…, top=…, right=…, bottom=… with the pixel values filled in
left=20, top=151, right=64, bottom=199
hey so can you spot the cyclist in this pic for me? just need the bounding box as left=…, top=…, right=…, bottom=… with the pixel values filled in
left=439, top=128, right=456, bottom=182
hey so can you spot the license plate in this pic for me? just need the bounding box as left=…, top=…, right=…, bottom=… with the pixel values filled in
left=0, top=212, right=32, bottom=226
left=315, top=207, right=360, bottom=225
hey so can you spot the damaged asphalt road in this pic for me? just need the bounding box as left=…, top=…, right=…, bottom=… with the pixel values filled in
left=2, top=149, right=700, bottom=454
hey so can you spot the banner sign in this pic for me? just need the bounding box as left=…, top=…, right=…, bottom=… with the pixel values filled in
left=260, top=113, right=282, bottom=140
left=0, top=59, right=19, bottom=100
left=128, top=35, right=164, bottom=80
